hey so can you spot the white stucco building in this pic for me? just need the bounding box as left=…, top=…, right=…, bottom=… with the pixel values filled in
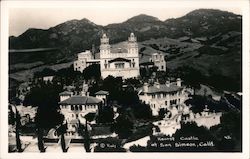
left=150, top=52, right=166, bottom=72
left=184, top=105, right=222, bottom=129
left=153, top=105, right=222, bottom=136
left=99, top=33, right=140, bottom=79
left=138, top=78, right=190, bottom=116
left=73, top=50, right=99, bottom=73
left=73, top=33, right=140, bottom=79
left=42, top=76, right=54, bottom=83
left=59, top=90, right=102, bottom=137
left=95, top=90, right=109, bottom=106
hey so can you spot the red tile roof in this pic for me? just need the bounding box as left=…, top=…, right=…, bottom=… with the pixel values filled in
left=95, top=90, right=109, bottom=95
left=59, top=91, right=73, bottom=96
left=59, top=96, right=101, bottom=105
left=138, top=83, right=182, bottom=94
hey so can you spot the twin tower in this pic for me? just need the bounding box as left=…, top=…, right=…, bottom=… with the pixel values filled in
left=74, top=33, right=140, bottom=79
left=99, top=33, right=140, bottom=79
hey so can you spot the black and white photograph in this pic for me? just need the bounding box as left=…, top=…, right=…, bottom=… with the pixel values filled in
left=0, top=0, right=249, bottom=159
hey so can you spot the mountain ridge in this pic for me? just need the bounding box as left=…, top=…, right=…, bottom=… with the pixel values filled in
left=9, top=9, right=242, bottom=91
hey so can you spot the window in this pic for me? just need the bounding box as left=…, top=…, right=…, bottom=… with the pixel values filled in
left=161, top=66, right=164, bottom=69
left=170, top=100, right=177, bottom=105
left=104, top=60, right=107, bottom=69
left=79, top=105, right=82, bottom=110
left=152, top=94, right=155, bottom=99
left=115, top=63, right=125, bottom=69
left=132, top=62, right=135, bottom=68
left=71, top=105, right=74, bottom=111
left=165, top=101, right=168, bottom=105
left=163, top=93, right=166, bottom=98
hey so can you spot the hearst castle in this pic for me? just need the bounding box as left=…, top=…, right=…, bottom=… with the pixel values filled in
left=74, top=33, right=165, bottom=79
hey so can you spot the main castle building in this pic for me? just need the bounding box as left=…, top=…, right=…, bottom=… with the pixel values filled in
left=74, top=33, right=140, bottom=79
left=99, top=33, right=140, bottom=79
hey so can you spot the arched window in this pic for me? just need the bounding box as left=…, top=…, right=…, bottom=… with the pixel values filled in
left=79, top=105, right=82, bottom=111
left=104, top=60, right=107, bottom=69
left=75, top=105, right=78, bottom=111
left=71, top=105, right=74, bottom=111
left=132, top=59, right=135, bottom=67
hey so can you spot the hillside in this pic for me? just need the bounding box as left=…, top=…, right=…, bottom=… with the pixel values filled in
left=9, top=9, right=242, bottom=91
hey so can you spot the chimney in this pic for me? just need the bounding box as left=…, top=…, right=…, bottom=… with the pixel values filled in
left=176, top=78, right=181, bottom=87
left=143, top=83, right=149, bottom=92
left=165, top=80, right=170, bottom=87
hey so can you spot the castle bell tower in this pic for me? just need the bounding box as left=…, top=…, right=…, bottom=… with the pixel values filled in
left=100, top=33, right=110, bottom=58
left=127, top=32, right=138, bottom=54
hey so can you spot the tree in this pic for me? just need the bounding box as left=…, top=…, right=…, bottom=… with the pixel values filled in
left=56, top=123, right=68, bottom=152
left=34, top=68, right=56, bottom=78
left=37, top=128, right=45, bottom=152
left=84, top=119, right=91, bottom=152
left=158, top=108, right=170, bottom=119
left=83, top=64, right=101, bottom=80
left=60, top=134, right=66, bottom=152
left=25, top=83, right=64, bottom=128
left=113, top=113, right=134, bottom=139
left=211, top=110, right=241, bottom=151
left=25, top=83, right=64, bottom=152
left=13, top=106, right=22, bottom=152
left=8, top=105, right=23, bottom=152
left=97, top=106, right=114, bottom=123
left=132, top=103, right=152, bottom=120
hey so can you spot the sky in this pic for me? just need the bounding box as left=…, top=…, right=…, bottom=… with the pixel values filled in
left=8, top=1, right=242, bottom=36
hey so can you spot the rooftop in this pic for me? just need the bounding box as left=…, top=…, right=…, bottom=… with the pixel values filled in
left=59, top=95, right=102, bottom=105
left=110, top=41, right=129, bottom=53
left=95, top=90, right=109, bottom=95
left=138, top=82, right=182, bottom=94
left=59, top=91, right=73, bottom=96
left=78, top=50, right=91, bottom=55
